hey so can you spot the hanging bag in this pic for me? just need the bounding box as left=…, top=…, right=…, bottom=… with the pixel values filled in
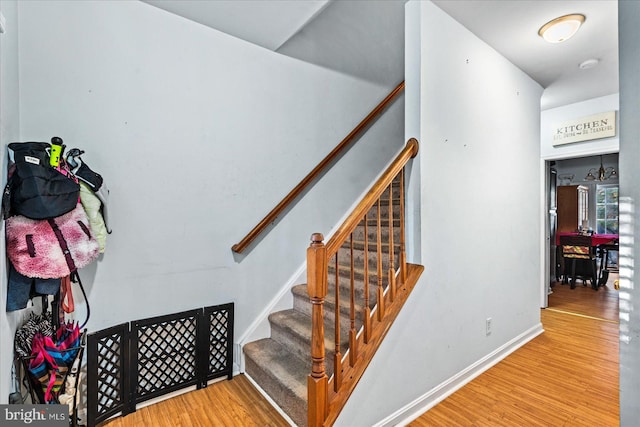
left=6, top=203, right=100, bottom=279
left=27, top=323, right=81, bottom=404
left=4, top=141, right=80, bottom=220
left=28, top=333, right=59, bottom=403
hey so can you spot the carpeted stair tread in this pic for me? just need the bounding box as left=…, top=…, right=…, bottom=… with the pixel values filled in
left=242, top=172, right=405, bottom=426
left=269, top=309, right=350, bottom=352
left=268, top=309, right=352, bottom=378
left=342, top=239, right=401, bottom=252
left=360, top=218, right=401, bottom=227
left=328, top=262, right=396, bottom=288
left=291, top=283, right=372, bottom=340
left=292, top=283, right=370, bottom=316
left=244, top=339, right=308, bottom=397
left=352, top=224, right=401, bottom=242
left=333, top=247, right=400, bottom=273
left=366, top=203, right=401, bottom=220
left=368, top=197, right=401, bottom=206
left=243, top=338, right=308, bottom=426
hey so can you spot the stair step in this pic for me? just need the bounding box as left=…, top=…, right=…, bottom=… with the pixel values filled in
left=269, top=309, right=351, bottom=378
left=242, top=171, right=405, bottom=426
left=343, top=239, right=401, bottom=252
left=243, top=338, right=308, bottom=427
left=292, top=284, right=370, bottom=333
left=360, top=218, right=401, bottom=228
left=333, top=246, right=400, bottom=273
left=379, top=181, right=402, bottom=199
left=328, top=262, right=395, bottom=289
left=365, top=200, right=402, bottom=219
left=352, top=223, right=401, bottom=242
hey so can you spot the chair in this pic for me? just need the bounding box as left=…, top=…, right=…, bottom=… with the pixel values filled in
left=597, top=240, right=619, bottom=286
left=559, top=235, right=599, bottom=290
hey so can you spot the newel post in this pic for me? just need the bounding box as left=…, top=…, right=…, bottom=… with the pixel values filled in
left=307, top=233, right=328, bottom=427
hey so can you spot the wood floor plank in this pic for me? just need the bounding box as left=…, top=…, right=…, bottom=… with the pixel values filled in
left=548, top=272, right=619, bottom=321
left=101, top=374, right=288, bottom=427
left=409, top=277, right=619, bottom=427
left=101, top=275, right=619, bottom=426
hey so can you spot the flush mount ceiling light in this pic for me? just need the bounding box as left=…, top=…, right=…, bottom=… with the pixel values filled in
left=538, top=14, right=586, bottom=43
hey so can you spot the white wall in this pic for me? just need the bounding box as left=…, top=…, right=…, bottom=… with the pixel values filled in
left=618, top=1, right=640, bottom=424
left=336, top=2, right=543, bottom=425
left=0, top=0, right=22, bottom=404
left=11, top=0, right=404, bottom=391
left=404, top=1, right=422, bottom=265
left=541, top=94, right=620, bottom=160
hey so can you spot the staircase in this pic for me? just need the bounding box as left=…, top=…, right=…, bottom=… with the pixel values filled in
left=230, top=85, right=419, bottom=426
left=244, top=178, right=402, bottom=426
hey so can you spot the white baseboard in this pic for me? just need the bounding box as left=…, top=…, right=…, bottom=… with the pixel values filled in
left=236, top=263, right=306, bottom=371
left=374, top=322, right=544, bottom=427
left=244, top=372, right=298, bottom=426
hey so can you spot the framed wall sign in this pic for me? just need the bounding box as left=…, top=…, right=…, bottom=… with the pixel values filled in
left=552, top=111, right=616, bottom=146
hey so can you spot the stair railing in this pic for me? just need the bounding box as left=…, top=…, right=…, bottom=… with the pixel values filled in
left=307, top=138, right=424, bottom=427
left=231, top=81, right=405, bottom=254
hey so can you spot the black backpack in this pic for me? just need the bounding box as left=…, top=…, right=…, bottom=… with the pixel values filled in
left=3, top=141, right=80, bottom=220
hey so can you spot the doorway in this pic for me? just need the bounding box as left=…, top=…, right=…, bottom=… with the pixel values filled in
left=543, top=153, right=619, bottom=322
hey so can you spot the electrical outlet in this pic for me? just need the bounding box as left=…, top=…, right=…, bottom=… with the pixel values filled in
left=486, top=317, right=492, bottom=336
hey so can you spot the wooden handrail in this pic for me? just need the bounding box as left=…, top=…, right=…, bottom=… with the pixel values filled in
left=325, top=138, right=419, bottom=256
left=231, top=81, right=405, bottom=254
left=307, top=138, right=421, bottom=427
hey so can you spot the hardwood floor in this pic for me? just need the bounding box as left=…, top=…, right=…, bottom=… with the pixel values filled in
left=409, top=275, right=619, bottom=427
left=547, top=273, right=619, bottom=322
left=101, top=374, right=289, bottom=427
left=101, top=276, right=619, bottom=427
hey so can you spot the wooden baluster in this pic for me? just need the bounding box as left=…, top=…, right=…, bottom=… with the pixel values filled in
left=307, top=233, right=328, bottom=427
left=399, top=168, right=407, bottom=286
left=364, top=214, right=371, bottom=343
left=333, top=252, right=342, bottom=392
left=349, top=233, right=357, bottom=366
left=388, top=180, right=396, bottom=302
left=376, top=199, right=385, bottom=321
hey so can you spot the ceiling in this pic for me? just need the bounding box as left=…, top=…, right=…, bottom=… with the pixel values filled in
left=144, top=0, right=619, bottom=110
left=143, top=0, right=330, bottom=51
left=431, top=0, right=618, bottom=110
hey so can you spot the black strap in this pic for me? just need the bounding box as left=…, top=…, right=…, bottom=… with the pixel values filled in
left=71, top=271, right=90, bottom=329
left=46, top=218, right=90, bottom=328
left=3, top=178, right=13, bottom=219
left=47, top=218, right=77, bottom=272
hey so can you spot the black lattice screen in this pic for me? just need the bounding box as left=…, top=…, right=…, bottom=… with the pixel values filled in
left=205, top=304, right=234, bottom=382
left=87, top=323, right=131, bottom=425
left=131, top=309, right=201, bottom=403
left=87, top=303, right=234, bottom=426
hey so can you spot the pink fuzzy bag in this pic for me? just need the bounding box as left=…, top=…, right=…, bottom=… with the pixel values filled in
left=6, top=203, right=99, bottom=279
